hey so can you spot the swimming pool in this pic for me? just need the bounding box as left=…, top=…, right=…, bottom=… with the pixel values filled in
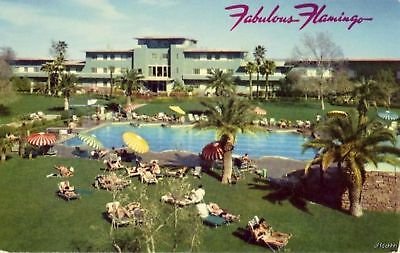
left=63, top=123, right=316, bottom=160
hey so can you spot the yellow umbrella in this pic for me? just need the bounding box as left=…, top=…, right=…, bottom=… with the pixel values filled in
left=169, top=105, right=186, bottom=115
left=122, top=132, right=149, bottom=154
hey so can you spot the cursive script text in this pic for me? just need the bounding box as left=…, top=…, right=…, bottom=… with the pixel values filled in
left=225, top=3, right=373, bottom=31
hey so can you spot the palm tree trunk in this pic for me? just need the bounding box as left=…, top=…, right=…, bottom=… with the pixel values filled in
left=264, top=76, right=269, bottom=100
left=221, top=151, right=233, bottom=184
left=1, top=152, right=6, bottom=161
left=256, top=73, right=260, bottom=99
left=47, top=76, right=51, bottom=96
left=249, top=75, right=253, bottom=100
left=64, top=97, right=69, bottom=111
left=348, top=184, right=363, bottom=217
left=126, top=95, right=132, bottom=106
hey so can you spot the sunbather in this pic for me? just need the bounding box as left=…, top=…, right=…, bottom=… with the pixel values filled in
left=207, top=202, right=240, bottom=222
left=161, top=185, right=205, bottom=206
left=55, top=165, right=74, bottom=177
left=248, top=217, right=291, bottom=249
left=58, top=181, right=79, bottom=200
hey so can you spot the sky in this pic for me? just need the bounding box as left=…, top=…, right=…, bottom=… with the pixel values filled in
left=0, top=0, right=399, bottom=60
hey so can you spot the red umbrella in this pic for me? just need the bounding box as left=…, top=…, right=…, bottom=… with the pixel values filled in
left=201, top=141, right=224, bottom=160
left=26, top=132, right=57, bottom=146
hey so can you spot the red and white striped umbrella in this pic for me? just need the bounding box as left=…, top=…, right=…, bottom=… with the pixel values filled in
left=124, top=103, right=146, bottom=113
left=26, top=132, right=57, bottom=146
left=201, top=141, right=224, bottom=161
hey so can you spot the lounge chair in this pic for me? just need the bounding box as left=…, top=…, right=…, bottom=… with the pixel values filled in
left=187, top=113, right=195, bottom=122
left=206, top=202, right=240, bottom=223
left=94, top=173, right=131, bottom=191
left=104, top=159, right=125, bottom=171
left=140, top=171, right=158, bottom=184
left=105, top=201, right=144, bottom=227
left=57, top=181, right=80, bottom=201
left=196, top=203, right=227, bottom=227
left=247, top=217, right=291, bottom=251
left=54, top=165, right=74, bottom=177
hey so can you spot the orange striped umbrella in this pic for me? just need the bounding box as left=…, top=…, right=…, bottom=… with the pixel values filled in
left=26, top=132, right=57, bottom=146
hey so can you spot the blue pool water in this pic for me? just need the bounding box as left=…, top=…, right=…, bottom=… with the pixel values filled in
left=63, top=124, right=316, bottom=160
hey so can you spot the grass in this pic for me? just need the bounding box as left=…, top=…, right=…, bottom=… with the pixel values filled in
left=0, top=155, right=398, bottom=252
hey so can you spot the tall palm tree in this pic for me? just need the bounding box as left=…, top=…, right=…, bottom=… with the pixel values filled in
left=206, top=69, right=235, bottom=96
left=303, top=114, right=400, bottom=217
left=260, top=59, right=276, bottom=100
left=116, top=69, right=144, bottom=105
left=59, top=73, right=78, bottom=111
left=352, top=78, right=389, bottom=125
left=109, top=66, right=115, bottom=98
left=253, top=45, right=265, bottom=99
left=41, top=61, right=57, bottom=95
left=195, top=97, right=256, bottom=184
left=245, top=61, right=256, bottom=100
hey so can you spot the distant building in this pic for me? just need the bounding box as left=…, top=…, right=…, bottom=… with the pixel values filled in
left=11, top=37, right=400, bottom=95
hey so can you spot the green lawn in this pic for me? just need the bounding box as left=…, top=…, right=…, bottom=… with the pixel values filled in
left=0, top=156, right=398, bottom=252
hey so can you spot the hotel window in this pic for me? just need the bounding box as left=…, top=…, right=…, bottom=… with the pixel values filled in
left=163, top=66, right=168, bottom=77
left=207, top=54, right=212, bottom=60
left=193, top=68, right=200, bottom=75
left=162, top=53, right=168, bottom=59
left=24, top=67, right=28, bottom=72
left=207, top=68, right=213, bottom=74
left=91, top=67, right=97, bottom=73
left=227, top=69, right=234, bottom=74
left=137, top=68, right=142, bottom=74
left=34, top=67, right=40, bottom=72
left=157, top=66, right=163, bottom=77
left=103, top=68, right=108, bottom=73
left=103, top=80, right=108, bottom=87
left=215, top=55, right=220, bottom=60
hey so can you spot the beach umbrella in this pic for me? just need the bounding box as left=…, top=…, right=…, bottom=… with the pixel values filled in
left=377, top=110, right=399, bottom=121
left=26, top=132, right=57, bottom=146
left=122, top=132, right=149, bottom=154
left=326, top=110, right=348, bottom=118
left=253, top=106, right=267, bottom=115
left=77, top=133, right=103, bottom=150
left=169, top=105, right=186, bottom=115
left=124, top=103, right=145, bottom=113
left=201, top=141, right=224, bottom=160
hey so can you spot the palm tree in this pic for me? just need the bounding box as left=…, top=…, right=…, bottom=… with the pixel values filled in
left=253, top=45, right=265, bottom=99
left=245, top=61, right=256, bottom=100
left=260, top=59, right=276, bottom=100
left=206, top=69, right=235, bottom=96
left=0, top=137, right=12, bottom=161
left=195, top=97, right=256, bottom=184
left=109, top=66, right=115, bottom=98
left=303, top=114, right=400, bottom=217
left=59, top=73, right=78, bottom=111
left=352, top=78, right=389, bottom=125
left=41, top=61, right=57, bottom=95
left=116, top=69, right=143, bottom=105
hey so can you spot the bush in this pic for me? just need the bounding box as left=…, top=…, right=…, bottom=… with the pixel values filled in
left=0, top=104, right=11, bottom=116
left=0, top=125, right=16, bottom=138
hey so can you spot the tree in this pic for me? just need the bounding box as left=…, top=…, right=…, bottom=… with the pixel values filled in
left=116, top=69, right=143, bottom=105
left=111, top=179, right=204, bottom=252
left=42, top=41, right=68, bottom=95
left=59, top=73, right=78, bottom=111
left=245, top=61, right=256, bottom=100
left=253, top=45, right=265, bottom=99
left=0, top=47, right=17, bottom=104
left=109, top=66, right=115, bottom=98
left=352, top=78, right=389, bottom=125
left=206, top=69, right=235, bottom=96
left=375, top=69, right=398, bottom=106
left=260, top=59, right=276, bottom=100
left=0, top=137, right=12, bottom=161
left=293, top=32, right=343, bottom=110
left=195, top=97, right=256, bottom=184
left=303, top=114, right=400, bottom=217
left=330, top=69, right=355, bottom=104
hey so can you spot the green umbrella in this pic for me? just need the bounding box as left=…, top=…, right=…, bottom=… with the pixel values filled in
left=78, top=133, right=103, bottom=150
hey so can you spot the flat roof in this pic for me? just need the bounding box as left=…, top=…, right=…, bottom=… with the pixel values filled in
left=85, top=49, right=133, bottom=53
left=135, top=36, right=197, bottom=43
left=184, top=49, right=247, bottom=53
left=14, top=58, right=85, bottom=65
